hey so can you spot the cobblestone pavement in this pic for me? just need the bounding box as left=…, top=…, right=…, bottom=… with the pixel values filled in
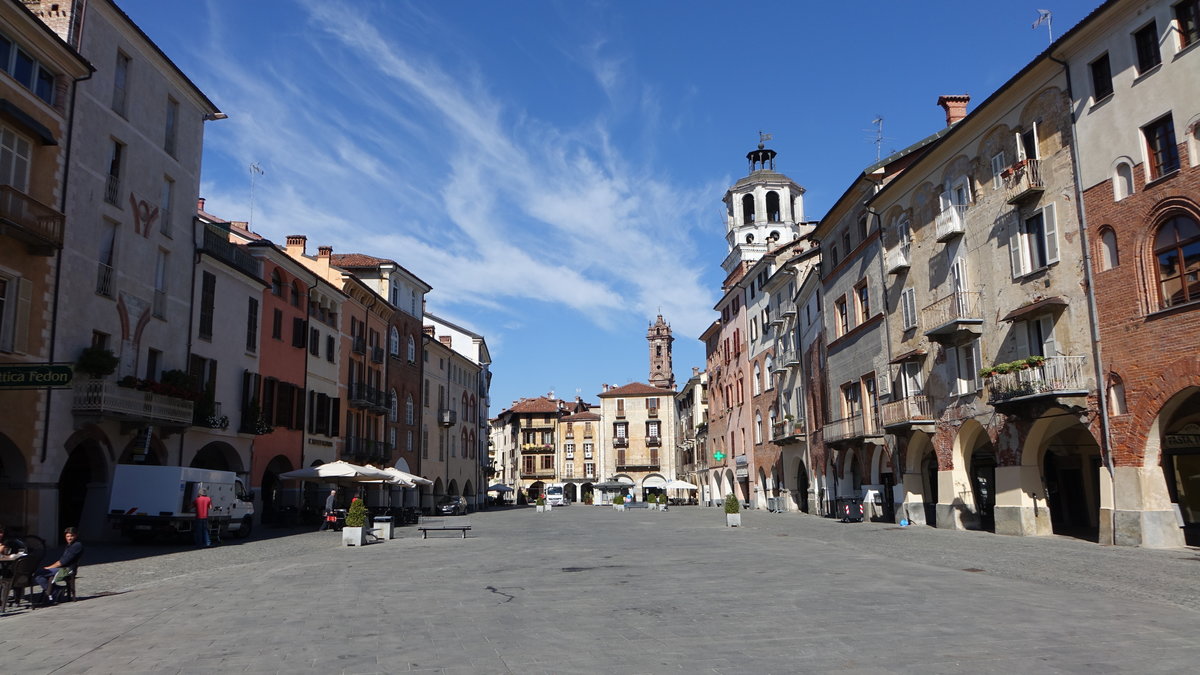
left=2, top=506, right=1198, bottom=674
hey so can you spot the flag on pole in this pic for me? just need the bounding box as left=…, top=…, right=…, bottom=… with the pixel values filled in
left=1032, top=9, right=1052, bottom=29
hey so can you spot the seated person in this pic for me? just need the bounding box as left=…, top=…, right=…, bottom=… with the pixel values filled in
left=33, top=527, right=83, bottom=604
left=0, top=523, right=27, bottom=556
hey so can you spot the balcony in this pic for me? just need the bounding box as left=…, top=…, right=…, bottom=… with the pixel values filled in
left=344, top=436, right=392, bottom=461
left=987, top=356, right=1089, bottom=405
left=613, top=437, right=628, bottom=448
left=823, top=413, right=862, bottom=442
left=521, top=443, right=554, bottom=453
left=934, top=204, right=967, bottom=242
left=96, top=263, right=114, bottom=297
left=617, top=463, right=660, bottom=472
left=782, top=307, right=797, bottom=319
left=371, top=346, right=385, bottom=364
left=348, top=382, right=388, bottom=412
left=922, top=291, right=983, bottom=339
left=772, top=419, right=806, bottom=442
left=351, top=336, right=366, bottom=355
left=1004, top=158, right=1044, bottom=205
left=583, top=452, right=593, bottom=460
left=885, top=246, right=911, bottom=274
left=104, top=174, right=120, bottom=205
left=647, top=436, right=662, bottom=447
left=565, top=452, right=574, bottom=460
left=771, top=358, right=787, bottom=374
left=881, top=395, right=934, bottom=428
left=201, top=224, right=261, bottom=278
left=0, top=185, right=65, bottom=254
left=439, top=408, right=457, bottom=427
left=73, top=380, right=194, bottom=426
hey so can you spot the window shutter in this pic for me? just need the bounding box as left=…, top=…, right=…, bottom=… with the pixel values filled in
left=1038, top=315, right=1057, bottom=357
left=1015, top=320, right=1030, bottom=358
left=1009, top=217, right=1025, bottom=278
left=947, top=346, right=960, bottom=395
left=13, top=277, right=32, bottom=354
left=1043, top=202, right=1059, bottom=264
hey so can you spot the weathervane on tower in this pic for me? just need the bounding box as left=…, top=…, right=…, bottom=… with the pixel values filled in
left=758, top=130, right=773, bottom=147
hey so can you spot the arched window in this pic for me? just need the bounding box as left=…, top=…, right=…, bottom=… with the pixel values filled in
left=1114, top=162, right=1134, bottom=200
left=1108, top=374, right=1128, bottom=415
left=469, top=431, right=476, bottom=459
left=1153, top=215, right=1200, bottom=308
left=766, top=191, right=781, bottom=222
left=768, top=407, right=778, bottom=437
left=742, top=194, right=755, bottom=224
left=753, top=363, right=762, bottom=396
left=389, top=389, right=398, bottom=423
left=405, top=394, right=414, bottom=425
left=754, top=412, right=763, bottom=444
left=389, top=326, right=400, bottom=355
left=291, top=281, right=303, bottom=307
left=1099, top=228, right=1119, bottom=270
left=270, top=269, right=282, bottom=295
left=406, top=335, right=416, bottom=363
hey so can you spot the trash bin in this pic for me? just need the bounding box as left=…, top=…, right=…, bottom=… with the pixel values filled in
left=372, top=516, right=394, bottom=540
left=837, top=497, right=864, bottom=523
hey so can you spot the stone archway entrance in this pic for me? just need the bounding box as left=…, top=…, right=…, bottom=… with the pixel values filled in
left=260, top=455, right=294, bottom=524
left=922, top=449, right=939, bottom=527
left=190, top=441, right=244, bottom=473
left=795, top=460, right=810, bottom=513
left=1158, top=390, right=1200, bottom=546
left=58, top=440, right=109, bottom=537
left=1042, top=426, right=1102, bottom=541
left=969, top=446, right=996, bottom=533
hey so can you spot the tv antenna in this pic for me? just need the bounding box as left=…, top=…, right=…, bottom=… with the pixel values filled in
left=865, top=116, right=886, bottom=161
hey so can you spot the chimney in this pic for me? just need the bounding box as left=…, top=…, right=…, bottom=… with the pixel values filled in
left=602, top=383, right=609, bottom=393
left=285, top=235, right=307, bottom=257
left=937, top=95, right=970, bottom=126
left=692, top=366, right=700, bottom=377
left=316, top=245, right=332, bottom=276
left=439, top=335, right=452, bottom=348
left=423, top=325, right=435, bottom=337
left=197, top=197, right=206, bottom=211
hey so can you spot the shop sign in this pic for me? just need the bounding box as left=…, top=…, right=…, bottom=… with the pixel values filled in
left=0, top=363, right=74, bottom=389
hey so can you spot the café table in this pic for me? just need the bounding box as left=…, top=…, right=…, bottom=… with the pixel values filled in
left=0, top=553, right=27, bottom=614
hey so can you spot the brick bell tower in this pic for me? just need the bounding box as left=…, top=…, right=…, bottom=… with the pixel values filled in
left=647, top=314, right=675, bottom=390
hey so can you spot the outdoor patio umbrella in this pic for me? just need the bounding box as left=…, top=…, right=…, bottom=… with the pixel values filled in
left=487, top=484, right=513, bottom=493
left=278, top=461, right=391, bottom=485
left=664, top=480, right=699, bottom=490
left=388, top=468, right=433, bottom=486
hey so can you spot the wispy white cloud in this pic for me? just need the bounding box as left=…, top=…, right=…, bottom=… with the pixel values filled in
left=196, top=0, right=717, bottom=341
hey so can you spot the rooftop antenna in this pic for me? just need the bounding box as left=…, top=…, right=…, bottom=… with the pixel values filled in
left=865, top=116, right=886, bottom=161
left=249, top=162, right=264, bottom=227
left=1032, top=9, right=1053, bottom=45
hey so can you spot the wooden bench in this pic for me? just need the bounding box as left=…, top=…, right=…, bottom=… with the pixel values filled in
left=416, top=518, right=471, bottom=539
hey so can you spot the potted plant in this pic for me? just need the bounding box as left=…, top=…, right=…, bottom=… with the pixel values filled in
left=76, top=346, right=119, bottom=378
left=613, top=494, right=625, bottom=511
left=724, top=493, right=741, bottom=527
left=536, top=496, right=546, bottom=513
left=342, top=497, right=369, bottom=546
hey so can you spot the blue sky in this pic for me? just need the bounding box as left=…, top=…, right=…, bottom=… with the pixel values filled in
left=119, top=0, right=1100, bottom=413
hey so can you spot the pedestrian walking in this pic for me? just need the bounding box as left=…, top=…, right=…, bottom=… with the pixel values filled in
left=319, top=488, right=337, bottom=531
left=194, top=488, right=213, bottom=547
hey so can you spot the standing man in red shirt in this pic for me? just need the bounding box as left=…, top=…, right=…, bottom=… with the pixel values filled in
left=194, top=488, right=213, bottom=548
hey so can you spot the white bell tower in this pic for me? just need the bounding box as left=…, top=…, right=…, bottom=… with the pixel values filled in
left=720, top=134, right=812, bottom=276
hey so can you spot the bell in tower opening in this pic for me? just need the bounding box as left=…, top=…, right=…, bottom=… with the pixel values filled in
left=647, top=314, right=675, bottom=391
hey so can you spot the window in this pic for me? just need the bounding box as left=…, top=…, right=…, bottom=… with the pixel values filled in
left=389, top=326, right=399, bottom=356
left=0, top=125, right=32, bottom=191
left=749, top=317, right=758, bottom=341
left=0, top=273, right=29, bottom=354
left=1179, top=0, right=1200, bottom=49
left=309, top=327, right=320, bottom=356
left=105, top=140, right=123, bottom=205
left=198, top=272, right=215, bottom=340
left=405, top=394, right=414, bottom=425
left=1144, top=115, right=1180, bottom=180
left=112, top=51, right=130, bottom=115
left=326, top=335, right=335, bottom=362
left=1100, top=228, right=1119, bottom=270
left=541, top=455, right=553, bottom=470
left=834, top=297, right=848, bottom=336
left=764, top=356, right=774, bottom=389
left=585, top=462, right=595, bottom=477
left=292, top=317, right=306, bottom=348
left=841, top=383, right=860, bottom=418
left=952, top=339, right=982, bottom=395
left=1153, top=214, right=1200, bottom=308
left=407, top=335, right=416, bottom=363
left=1016, top=125, right=1039, bottom=162
left=900, top=287, right=917, bottom=330
left=991, top=152, right=1006, bottom=189
left=389, top=390, right=398, bottom=422
left=1015, top=315, right=1057, bottom=358
left=1108, top=374, right=1129, bottom=415
left=1010, top=203, right=1059, bottom=277
left=291, top=281, right=302, bottom=308
left=1089, top=53, right=1113, bottom=100
left=152, top=250, right=167, bottom=318
left=855, top=281, right=870, bottom=322
left=164, top=97, right=179, bottom=156
left=246, top=298, right=258, bottom=352
left=1134, top=21, right=1161, bottom=73
left=754, top=412, right=763, bottom=444
left=753, top=363, right=761, bottom=396
left=271, top=309, right=282, bottom=339
left=0, top=32, right=57, bottom=104
left=159, top=177, right=174, bottom=236
left=895, top=361, right=923, bottom=399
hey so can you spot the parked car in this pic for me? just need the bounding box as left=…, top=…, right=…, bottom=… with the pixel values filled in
left=437, top=496, right=468, bottom=516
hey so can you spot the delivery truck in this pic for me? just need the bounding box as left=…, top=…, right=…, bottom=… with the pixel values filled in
left=108, top=465, right=255, bottom=541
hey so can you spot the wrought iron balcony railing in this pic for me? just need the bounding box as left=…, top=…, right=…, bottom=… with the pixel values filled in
left=0, top=185, right=65, bottom=254
left=987, top=356, right=1089, bottom=405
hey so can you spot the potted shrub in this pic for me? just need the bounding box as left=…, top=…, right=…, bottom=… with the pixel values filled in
left=613, top=494, right=625, bottom=511
left=724, top=493, right=742, bottom=527
left=342, top=497, right=369, bottom=546
left=536, top=496, right=546, bottom=513
left=76, top=346, right=118, bottom=378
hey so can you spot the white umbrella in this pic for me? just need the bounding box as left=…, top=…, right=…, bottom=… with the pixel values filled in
left=278, top=461, right=391, bottom=484
left=664, top=479, right=699, bottom=490
left=487, top=484, right=514, bottom=493
left=387, top=467, right=432, bottom=486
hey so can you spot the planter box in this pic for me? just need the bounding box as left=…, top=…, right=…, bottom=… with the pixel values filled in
left=342, top=526, right=366, bottom=546
left=536, top=504, right=546, bottom=512
left=726, top=513, right=741, bottom=527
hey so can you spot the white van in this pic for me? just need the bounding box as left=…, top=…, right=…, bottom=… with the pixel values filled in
left=544, top=484, right=567, bottom=506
